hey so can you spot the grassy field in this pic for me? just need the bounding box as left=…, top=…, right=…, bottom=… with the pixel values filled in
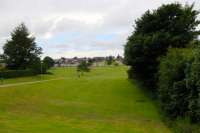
left=0, top=66, right=171, bottom=133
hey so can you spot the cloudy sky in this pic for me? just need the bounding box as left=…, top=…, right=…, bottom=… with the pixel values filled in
left=0, top=0, right=199, bottom=58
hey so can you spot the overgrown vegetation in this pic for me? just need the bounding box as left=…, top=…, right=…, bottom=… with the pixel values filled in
left=124, top=2, right=200, bottom=132
left=0, top=69, right=36, bottom=79
left=106, top=56, right=115, bottom=65
left=124, top=3, right=200, bottom=89
left=158, top=49, right=193, bottom=119
left=77, top=60, right=90, bottom=77
left=43, top=56, right=55, bottom=69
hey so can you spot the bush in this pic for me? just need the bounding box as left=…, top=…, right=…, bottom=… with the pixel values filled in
left=124, top=3, right=200, bottom=90
left=172, top=118, right=200, bottom=133
left=106, top=56, right=114, bottom=65
left=186, top=48, right=200, bottom=122
left=125, top=33, right=169, bottom=89
left=158, top=48, right=200, bottom=122
left=77, top=60, right=90, bottom=76
left=43, top=56, right=54, bottom=68
left=0, top=69, right=36, bottom=79
left=29, top=57, right=48, bottom=74
left=158, top=49, right=192, bottom=118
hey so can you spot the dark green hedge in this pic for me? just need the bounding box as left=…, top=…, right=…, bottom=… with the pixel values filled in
left=158, top=48, right=200, bottom=122
left=0, top=69, right=36, bottom=79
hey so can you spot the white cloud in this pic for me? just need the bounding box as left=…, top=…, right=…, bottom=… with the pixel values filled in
left=50, top=49, right=123, bottom=59
left=0, top=0, right=199, bottom=58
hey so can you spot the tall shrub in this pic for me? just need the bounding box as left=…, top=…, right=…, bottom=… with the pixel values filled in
left=186, top=48, right=200, bottom=122
left=158, top=49, right=192, bottom=118
left=158, top=48, right=200, bottom=122
left=124, top=3, right=200, bottom=89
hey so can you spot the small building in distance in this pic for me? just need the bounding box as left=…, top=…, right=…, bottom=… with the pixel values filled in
left=54, top=55, right=123, bottom=67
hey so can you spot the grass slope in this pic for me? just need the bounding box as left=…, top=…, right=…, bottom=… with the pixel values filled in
left=0, top=66, right=171, bottom=133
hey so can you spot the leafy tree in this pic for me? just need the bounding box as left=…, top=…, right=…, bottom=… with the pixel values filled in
left=87, top=58, right=94, bottom=66
left=77, top=60, right=90, bottom=77
left=3, top=23, right=42, bottom=70
left=106, top=56, right=114, bottom=65
left=43, top=56, right=55, bottom=68
left=186, top=48, right=200, bottom=122
left=29, top=57, right=48, bottom=74
left=124, top=3, right=200, bottom=89
left=158, top=48, right=200, bottom=122
left=158, top=49, right=192, bottom=118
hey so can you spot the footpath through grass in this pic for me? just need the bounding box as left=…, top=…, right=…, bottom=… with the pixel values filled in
left=0, top=66, right=171, bottom=133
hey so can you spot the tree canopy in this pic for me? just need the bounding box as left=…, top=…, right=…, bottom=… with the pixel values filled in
left=43, top=56, right=55, bottom=69
left=3, top=23, right=42, bottom=70
left=77, top=60, right=90, bottom=77
left=124, top=3, right=200, bottom=89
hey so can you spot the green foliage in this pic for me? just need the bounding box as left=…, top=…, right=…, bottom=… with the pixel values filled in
left=106, top=56, right=115, bottom=65
left=30, top=57, right=48, bottom=74
left=158, top=49, right=192, bottom=118
left=170, top=118, right=200, bottom=133
left=158, top=48, right=200, bottom=123
left=3, top=23, right=42, bottom=70
left=43, top=56, right=55, bottom=68
left=125, top=33, right=169, bottom=88
left=77, top=60, right=90, bottom=76
left=124, top=3, right=200, bottom=89
left=186, top=48, right=200, bottom=122
left=87, top=58, right=94, bottom=66
left=0, top=69, right=36, bottom=79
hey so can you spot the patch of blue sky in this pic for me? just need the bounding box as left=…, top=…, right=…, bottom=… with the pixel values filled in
left=48, top=32, right=81, bottom=44
left=95, top=34, right=116, bottom=41
left=36, top=31, right=81, bottom=53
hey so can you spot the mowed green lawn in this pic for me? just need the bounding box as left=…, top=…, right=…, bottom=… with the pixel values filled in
left=0, top=66, right=171, bottom=133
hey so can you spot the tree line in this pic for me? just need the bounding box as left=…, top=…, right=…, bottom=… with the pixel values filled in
left=124, top=2, right=200, bottom=126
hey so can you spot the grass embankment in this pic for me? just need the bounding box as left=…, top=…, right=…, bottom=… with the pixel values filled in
left=0, top=66, right=171, bottom=133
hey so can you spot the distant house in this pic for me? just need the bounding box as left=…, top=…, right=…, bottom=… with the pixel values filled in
left=53, top=55, right=123, bottom=67
left=93, top=57, right=105, bottom=62
left=90, top=57, right=105, bottom=66
left=116, top=55, right=124, bottom=64
left=54, top=57, right=87, bottom=67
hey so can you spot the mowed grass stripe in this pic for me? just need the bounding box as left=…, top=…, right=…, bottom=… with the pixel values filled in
left=0, top=78, right=65, bottom=88
left=0, top=66, right=171, bottom=133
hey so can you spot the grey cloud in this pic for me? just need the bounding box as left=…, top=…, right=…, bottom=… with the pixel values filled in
left=0, top=0, right=199, bottom=57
